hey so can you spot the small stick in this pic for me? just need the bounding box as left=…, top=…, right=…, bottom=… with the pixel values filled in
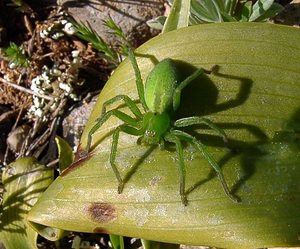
left=0, top=77, right=54, bottom=101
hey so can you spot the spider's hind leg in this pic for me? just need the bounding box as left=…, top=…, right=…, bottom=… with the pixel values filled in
left=193, top=138, right=240, bottom=203
left=165, top=132, right=188, bottom=205
left=170, top=130, right=240, bottom=203
left=175, top=116, right=228, bottom=144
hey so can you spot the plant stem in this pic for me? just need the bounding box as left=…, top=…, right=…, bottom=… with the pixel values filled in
left=0, top=77, right=54, bottom=101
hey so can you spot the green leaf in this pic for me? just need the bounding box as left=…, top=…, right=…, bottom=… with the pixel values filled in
left=141, top=239, right=179, bottom=249
left=249, top=0, right=283, bottom=22
left=224, top=0, right=237, bottom=14
left=0, top=157, right=54, bottom=249
left=190, top=0, right=235, bottom=23
left=28, top=23, right=300, bottom=248
left=163, top=0, right=191, bottom=33
left=55, top=135, right=74, bottom=172
left=250, top=2, right=284, bottom=22
left=109, top=234, right=124, bottom=249
left=190, top=0, right=223, bottom=23
left=72, top=21, right=119, bottom=65
left=240, top=1, right=253, bottom=21
left=190, top=0, right=283, bottom=23
left=5, top=42, right=30, bottom=67
left=147, top=16, right=167, bottom=30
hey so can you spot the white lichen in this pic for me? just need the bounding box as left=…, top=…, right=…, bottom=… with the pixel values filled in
left=27, top=32, right=82, bottom=120
left=63, top=22, right=76, bottom=35
left=71, top=50, right=80, bottom=58
left=59, top=82, right=72, bottom=93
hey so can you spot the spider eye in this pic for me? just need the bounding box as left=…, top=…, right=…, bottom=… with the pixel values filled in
left=145, top=130, right=156, bottom=137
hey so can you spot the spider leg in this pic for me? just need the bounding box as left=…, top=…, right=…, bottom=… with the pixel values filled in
left=173, top=68, right=205, bottom=111
left=101, top=95, right=143, bottom=119
left=128, top=49, right=148, bottom=112
left=86, top=109, right=140, bottom=152
left=174, top=116, right=228, bottom=143
left=171, top=129, right=239, bottom=203
left=111, top=124, right=144, bottom=193
left=164, top=132, right=188, bottom=205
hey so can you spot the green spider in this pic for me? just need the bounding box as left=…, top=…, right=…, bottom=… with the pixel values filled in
left=86, top=50, right=239, bottom=205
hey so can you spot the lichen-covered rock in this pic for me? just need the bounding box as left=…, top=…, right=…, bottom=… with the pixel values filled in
left=58, top=0, right=165, bottom=47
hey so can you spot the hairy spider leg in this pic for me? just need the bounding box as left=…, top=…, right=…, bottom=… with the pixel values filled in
left=173, top=68, right=205, bottom=111
left=86, top=109, right=141, bottom=152
left=87, top=108, right=144, bottom=193
left=100, top=94, right=143, bottom=119
left=164, top=132, right=188, bottom=205
left=175, top=117, right=228, bottom=143
left=128, top=49, right=148, bottom=112
left=111, top=124, right=144, bottom=193
left=171, top=129, right=239, bottom=203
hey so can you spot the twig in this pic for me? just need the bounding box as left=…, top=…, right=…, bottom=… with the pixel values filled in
left=25, top=117, right=58, bottom=156
left=0, top=77, right=54, bottom=101
left=46, top=158, right=59, bottom=168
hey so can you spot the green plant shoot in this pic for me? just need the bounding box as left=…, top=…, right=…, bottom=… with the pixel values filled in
left=5, top=42, right=30, bottom=68
left=86, top=50, right=239, bottom=205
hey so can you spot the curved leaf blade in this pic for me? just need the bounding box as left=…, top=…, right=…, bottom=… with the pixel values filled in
left=163, top=0, right=191, bottom=33
left=0, top=157, right=54, bottom=249
left=55, top=135, right=74, bottom=172
left=28, top=23, right=300, bottom=248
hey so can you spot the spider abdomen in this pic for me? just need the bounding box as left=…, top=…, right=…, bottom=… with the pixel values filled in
left=144, top=58, right=181, bottom=113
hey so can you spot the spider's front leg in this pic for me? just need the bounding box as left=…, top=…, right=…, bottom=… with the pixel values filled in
left=86, top=109, right=139, bottom=153
left=110, top=124, right=144, bottom=193
left=128, top=49, right=148, bottom=112
left=172, top=65, right=217, bottom=111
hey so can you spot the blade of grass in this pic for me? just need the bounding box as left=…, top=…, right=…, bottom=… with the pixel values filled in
left=162, top=0, right=191, bottom=33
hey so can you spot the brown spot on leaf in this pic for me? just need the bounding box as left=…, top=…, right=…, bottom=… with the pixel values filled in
left=74, top=144, right=88, bottom=161
left=93, top=227, right=108, bottom=234
left=87, top=202, right=117, bottom=223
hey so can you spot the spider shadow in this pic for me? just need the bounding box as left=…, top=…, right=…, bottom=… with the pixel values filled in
left=168, top=60, right=271, bottom=199
left=177, top=63, right=300, bottom=200
left=174, top=61, right=253, bottom=118
left=219, top=105, right=300, bottom=199
left=122, top=145, right=157, bottom=189
left=175, top=119, right=269, bottom=198
left=184, top=136, right=266, bottom=198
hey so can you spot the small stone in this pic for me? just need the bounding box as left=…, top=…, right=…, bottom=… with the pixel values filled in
left=7, top=125, right=31, bottom=153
